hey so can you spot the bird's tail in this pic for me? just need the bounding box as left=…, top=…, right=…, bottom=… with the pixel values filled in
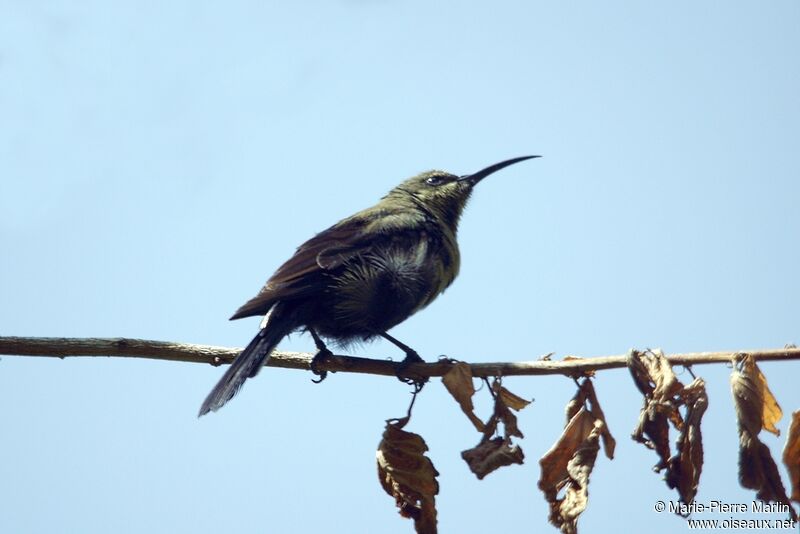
left=198, top=306, right=293, bottom=417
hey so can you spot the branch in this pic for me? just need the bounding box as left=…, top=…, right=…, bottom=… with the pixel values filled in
left=0, top=336, right=798, bottom=378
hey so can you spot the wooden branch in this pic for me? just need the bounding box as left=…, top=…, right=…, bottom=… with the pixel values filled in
left=0, top=336, right=798, bottom=378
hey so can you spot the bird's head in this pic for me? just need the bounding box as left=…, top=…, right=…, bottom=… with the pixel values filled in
left=388, top=155, right=540, bottom=229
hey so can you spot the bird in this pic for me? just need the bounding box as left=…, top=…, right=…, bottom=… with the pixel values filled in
left=198, top=155, right=539, bottom=416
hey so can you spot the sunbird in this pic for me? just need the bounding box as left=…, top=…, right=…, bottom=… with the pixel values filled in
left=199, top=155, right=539, bottom=416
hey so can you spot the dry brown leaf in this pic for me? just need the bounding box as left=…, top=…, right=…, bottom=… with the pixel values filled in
left=738, top=439, right=797, bottom=520
left=498, top=400, right=523, bottom=439
left=731, top=354, right=783, bottom=436
left=539, top=408, right=604, bottom=534
left=441, top=362, right=485, bottom=432
left=377, top=418, right=439, bottom=534
left=666, top=378, right=708, bottom=511
left=461, top=380, right=529, bottom=479
left=731, top=359, right=764, bottom=437
left=783, top=411, right=800, bottom=503
left=628, top=348, right=683, bottom=401
left=461, top=437, right=525, bottom=480
left=538, top=379, right=614, bottom=533
left=632, top=406, right=672, bottom=471
left=496, top=385, right=532, bottom=411
left=628, top=349, right=684, bottom=472
left=757, top=365, right=783, bottom=437
left=490, top=383, right=526, bottom=439
left=731, top=356, right=797, bottom=521
left=580, top=380, right=616, bottom=460
left=481, top=381, right=529, bottom=440
left=628, top=349, right=710, bottom=511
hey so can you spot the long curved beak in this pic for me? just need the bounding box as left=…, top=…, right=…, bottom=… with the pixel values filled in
left=458, top=155, right=540, bottom=186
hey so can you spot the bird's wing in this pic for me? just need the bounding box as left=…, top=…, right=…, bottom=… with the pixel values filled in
left=230, top=212, right=390, bottom=320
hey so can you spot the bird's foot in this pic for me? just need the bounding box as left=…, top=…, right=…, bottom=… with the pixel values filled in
left=379, top=332, right=428, bottom=391
left=310, top=347, right=333, bottom=384
left=396, top=350, right=428, bottom=392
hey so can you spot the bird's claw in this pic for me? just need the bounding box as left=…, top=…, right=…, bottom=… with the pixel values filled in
left=396, top=351, right=428, bottom=392
left=310, top=347, right=333, bottom=384
left=311, top=372, right=327, bottom=384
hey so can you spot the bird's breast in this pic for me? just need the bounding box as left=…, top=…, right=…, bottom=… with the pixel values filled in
left=310, top=228, right=459, bottom=341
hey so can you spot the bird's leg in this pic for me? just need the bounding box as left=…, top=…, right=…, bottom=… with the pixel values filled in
left=380, top=332, right=428, bottom=390
left=381, top=332, right=425, bottom=362
left=308, top=328, right=333, bottom=384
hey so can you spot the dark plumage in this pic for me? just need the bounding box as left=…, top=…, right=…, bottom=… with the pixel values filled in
left=199, top=155, right=538, bottom=416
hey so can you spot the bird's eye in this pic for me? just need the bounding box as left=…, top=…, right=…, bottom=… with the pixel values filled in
left=425, top=175, right=446, bottom=186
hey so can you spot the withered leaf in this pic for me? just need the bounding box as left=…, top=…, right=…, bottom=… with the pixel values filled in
left=539, top=380, right=614, bottom=533
left=496, top=385, right=532, bottom=411
left=628, top=349, right=709, bottom=510
left=757, top=368, right=783, bottom=437
left=731, top=356, right=797, bottom=521
left=539, top=408, right=604, bottom=534
left=480, top=398, right=520, bottom=445
left=731, top=353, right=782, bottom=436
left=461, top=380, right=530, bottom=479
left=461, top=437, right=525, bottom=480
left=666, top=378, right=708, bottom=511
left=377, top=419, right=439, bottom=534
left=487, top=382, right=528, bottom=439
left=628, top=348, right=683, bottom=402
left=441, top=362, right=485, bottom=432
left=580, top=379, right=616, bottom=460
left=628, top=349, right=685, bottom=472
left=477, top=381, right=529, bottom=440
left=738, top=438, right=797, bottom=520
left=783, top=411, right=800, bottom=503
left=632, top=406, right=672, bottom=472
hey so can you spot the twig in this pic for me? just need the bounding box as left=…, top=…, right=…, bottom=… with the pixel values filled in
left=0, top=336, right=798, bottom=378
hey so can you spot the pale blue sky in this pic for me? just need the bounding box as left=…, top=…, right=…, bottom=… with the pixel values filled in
left=1, top=2, right=799, bottom=533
